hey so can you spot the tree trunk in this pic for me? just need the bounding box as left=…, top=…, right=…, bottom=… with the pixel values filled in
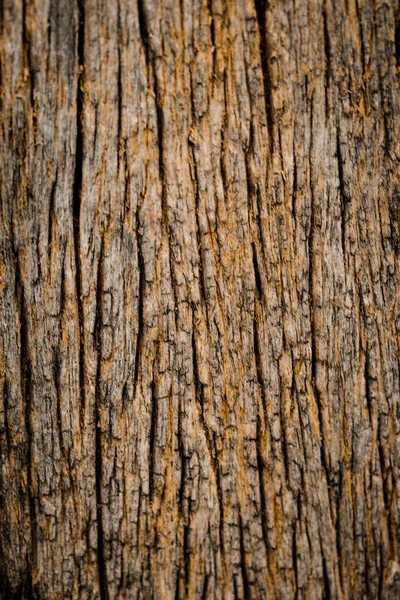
left=1, top=0, right=400, bottom=598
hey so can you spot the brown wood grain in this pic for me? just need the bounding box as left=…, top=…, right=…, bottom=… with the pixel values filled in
left=1, top=0, right=400, bottom=598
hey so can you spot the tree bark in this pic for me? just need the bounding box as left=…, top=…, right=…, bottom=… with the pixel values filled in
left=1, top=0, right=400, bottom=598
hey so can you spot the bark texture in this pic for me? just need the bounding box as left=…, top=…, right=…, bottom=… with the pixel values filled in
left=1, top=0, right=400, bottom=598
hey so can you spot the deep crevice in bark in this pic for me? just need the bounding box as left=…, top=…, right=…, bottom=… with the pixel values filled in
left=213, top=432, right=225, bottom=559
left=336, top=127, right=347, bottom=263
left=177, top=397, right=186, bottom=510
left=116, top=0, right=123, bottom=173
left=254, top=0, right=274, bottom=154
left=133, top=239, right=144, bottom=401
left=252, top=245, right=268, bottom=423
left=364, top=347, right=373, bottom=422
left=54, top=253, right=70, bottom=476
left=137, top=0, right=151, bottom=67
left=183, top=522, right=190, bottom=596
left=278, top=373, right=291, bottom=487
left=238, top=513, right=250, bottom=600
left=94, top=239, right=109, bottom=600
left=189, top=103, right=208, bottom=313
left=322, top=554, right=331, bottom=600
left=22, top=0, right=35, bottom=121
left=245, top=125, right=268, bottom=276
left=2, top=378, right=11, bottom=452
left=292, top=525, right=299, bottom=599
left=355, top=0, right=367, bottom=75
left=322, top=3, right=331, bottom=118
left=206, top=0, right=217, bottom=88
left=201, top=573, right=209, bottom=600
left=292, top=148, right=297, bottom=223
left=137, top=0, right=164, bottom=190
left=336, top=465, right=344, bottom=589
left=74, top=0, right=86, bottom=430
left=16, top=260, right=37, bottom=599
left=47, top=169, right=58, bottom=266
left=395, top=15, right=400, bottom=67
left=54, top=347, right=65, bottom=460
left=256, top=416, right=270, bottom=555
left=148, top=373, right=158, bottom=503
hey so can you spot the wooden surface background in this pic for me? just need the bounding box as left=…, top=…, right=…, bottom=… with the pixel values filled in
left=1, top=0, right=400, bottom=598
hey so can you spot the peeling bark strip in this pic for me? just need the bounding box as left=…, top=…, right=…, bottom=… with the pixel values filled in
left=0, top=0, right=400, bottom=598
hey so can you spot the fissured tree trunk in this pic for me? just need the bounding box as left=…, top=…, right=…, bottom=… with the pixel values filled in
left=1, top=0, right=400, bottom=598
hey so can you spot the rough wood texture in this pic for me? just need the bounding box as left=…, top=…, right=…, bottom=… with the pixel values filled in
left=1, top=0, right=400, bottom=598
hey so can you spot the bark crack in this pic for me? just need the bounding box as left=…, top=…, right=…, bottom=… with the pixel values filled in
left=292, top=524, right=299, bottom=599
left=117, top=0, right=123, bottom=173
left=190, top=142, right=208, bottom=315
left=148, top=373, right=158, bottom=503
left=238, top=513, right=250, bottom=600
left=2, top=378, right=11, bottom=451
left=74, top=0, right=86, bottom=429
left=256, top=416, right=270, bottom=555
left=133, top=236, right=144, bottom=401
left=254, top=0, right=274, bottom=154
left=322, top=3, right=331, bottom=118
left=94, top=239, right=109, bottom=600
left=22, top=0, right=35, bottom=127
left=15, top=256, right=37, bottom=597
left=54, top=328, right=65, bottom=461
left=47, top=169, right=58, bottom=267
left=336, top=128, right=347, bottom=265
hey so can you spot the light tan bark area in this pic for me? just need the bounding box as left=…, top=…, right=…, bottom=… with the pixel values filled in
left=1, top=0, right=400, bottom=598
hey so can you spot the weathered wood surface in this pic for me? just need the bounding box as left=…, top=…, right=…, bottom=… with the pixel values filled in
left=1, top=0, right=400, bottom=598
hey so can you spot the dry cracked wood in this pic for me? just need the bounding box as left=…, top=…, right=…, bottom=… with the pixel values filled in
left=1, top=0, right=400, bottom=598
